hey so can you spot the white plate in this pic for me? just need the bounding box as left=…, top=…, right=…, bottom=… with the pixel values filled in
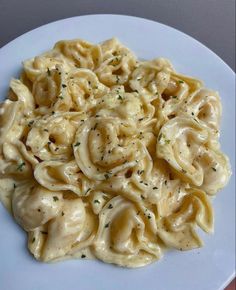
left=0, top=14, right=235, bottom=290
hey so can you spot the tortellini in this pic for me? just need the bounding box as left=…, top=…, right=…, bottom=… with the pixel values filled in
left=0, top=38, right=231, bottom=268
left=73, top=116, right=146, bottom=181
left=156, top=116, right=230, bottom=192
left=67, top=68, right=109, bottom=111
left=156, top=188, right=213, bottom=250
left=95, top=38, right=137, bottom=86
left=32, top=67, right=73, bottom=112
left=93, top=196, right=162, bottom=267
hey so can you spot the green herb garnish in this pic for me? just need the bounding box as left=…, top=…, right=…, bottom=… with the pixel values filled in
left=53, top=196, right=59, bottom=202
left=104, top=173, right=110, bottom=180
left=28, top=120, right=34, bottom=127
left=137, top=170, right=144, bottom=175
left=158, top=133, right=163, bottom=141
left=17, top=162, right=25, bottom=172
left=85, top=188, right=91, bottom=195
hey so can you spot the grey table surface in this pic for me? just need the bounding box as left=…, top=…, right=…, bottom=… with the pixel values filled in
left=0, top=0, right=235, bottom=71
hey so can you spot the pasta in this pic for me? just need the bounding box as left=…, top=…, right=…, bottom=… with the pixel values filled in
left=0, top=38, right=231, bottom=268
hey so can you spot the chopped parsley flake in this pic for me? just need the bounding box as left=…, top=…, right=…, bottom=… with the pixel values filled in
left=17, top=162, right=25, bottom=171
left=178, top=80, right=184, bottom=84
left=85, top=188, right=91, bottom=195
left=28, top=120, right=34, bottom=127
left=105, top=223, right=110, bottom=228
left=81, top=254, right=86, bottom=258
left=108, top=204, right=113, bottom=209
left=158, top=132, right=170, bottom=144
left=94, top=200, right=100, bottom=204
left=53, top=196, right=59, bottom=202
left=62, top=84, right=67, bottom=88
left=32, top=237, right=35, bottom=243
left=74, top=142, right=81, bottom=147
left=211, top=167, right=217, bottom=171
left=137, top=170, right=144, bottom=175
left=104, top=173, right=110, bottom=180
